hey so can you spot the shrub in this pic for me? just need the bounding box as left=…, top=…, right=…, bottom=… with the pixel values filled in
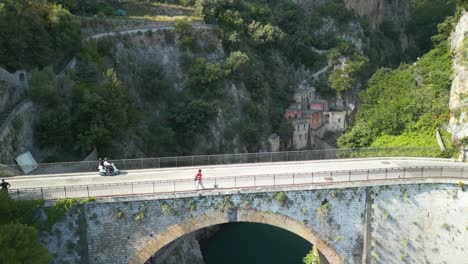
left=317, top=200, right=331, bottom=221
left=248, top=21, right=285, bottom=46
left=174, top=18, right=196, bottom=50
left=275, top=191, right=287, bottom=206
left=115, top=208, right=124, bottom=218
left=219, top=197, right=234, bottom=211
left=458, top=181, right=465, bottom=191
left=225, top=51, right=250, bottom=77
left=303, top=247, right=320, bottom=264
left=134, top=211, right=146, bottom=221
left=161, top=203, right=172, bottom=216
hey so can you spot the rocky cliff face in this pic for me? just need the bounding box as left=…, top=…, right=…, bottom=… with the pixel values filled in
left=150, top=234, right=205, bottom=264
left=147, top=226, right=221, bottom=264
left=344, top=0, right=410, bottom=28
left=449, top=11, right=468, bottom=159
left=344, top=0, right=411, bottom=49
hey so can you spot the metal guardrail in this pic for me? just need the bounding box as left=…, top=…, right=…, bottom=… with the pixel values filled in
left=4, top=147, right=444, bottom=176
left=9, top=166, right=467, bottom=201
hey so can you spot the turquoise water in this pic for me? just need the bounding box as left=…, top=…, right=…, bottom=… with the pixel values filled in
left=200, top=223, right=312, bottom=264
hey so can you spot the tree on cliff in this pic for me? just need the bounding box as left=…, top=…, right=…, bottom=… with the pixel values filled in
left=0, top=0, right=81, bottom=70
left=0, top=223, right=52, bottom=264
left=0, top=192, right=51, bottom=264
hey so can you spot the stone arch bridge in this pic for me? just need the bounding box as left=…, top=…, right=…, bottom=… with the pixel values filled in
left=8, top=158, right=468, bottom=264
left=80, top=180, right=467, bottom=264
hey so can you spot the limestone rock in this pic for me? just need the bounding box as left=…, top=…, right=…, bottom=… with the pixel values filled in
left=449, top=11, right=468, bottom=159
left=151, top=234, right=205, bottom=264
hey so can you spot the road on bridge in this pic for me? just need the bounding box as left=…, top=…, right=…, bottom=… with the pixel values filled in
left=7, top=158, right=468, bottom=200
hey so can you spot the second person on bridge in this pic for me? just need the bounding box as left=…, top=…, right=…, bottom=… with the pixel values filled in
left=195, top=169, right=205, bottom=190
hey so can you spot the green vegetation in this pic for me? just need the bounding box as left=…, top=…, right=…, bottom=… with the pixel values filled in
left=339, top=0, right=467, bottom=155
left=189, top=201, right=197, bottom=213
left=30, top=42, right=139, bottom=158
left=0, top=192, right=94, bottom=263
left=317, top=200, right=331, bottom=221
left=174, top=18, right=198, bottom=50
left=407, top=0, right=457, bottom=58
left=0, top=223, right=52, bottom=264
left=275, top=191, right=287, bottom=206
left=458, top=181, right=466, bottom=191
left=338, top=34, right=453, bottom=154
left=461, top=38, right=468, bottom=66
left=195, top=0, right=358, bottom=151
left=402, top=237, right=409, bottom=247
left=219, top=196, right=234, bottom=211
left=303, top=246, right=320, bottom=264
left=44, top=197, right=94, bottom=231
left=0, top=0, right=81, bottom=70
left=160, top=202, right=172, bottom=216
left=328, top=53, right=368, bottom=94
left=115, top=207, right=124, bottom=218
left=1, top=0, right=463, bottom=159
left=134, top=210, right=146, bottom=221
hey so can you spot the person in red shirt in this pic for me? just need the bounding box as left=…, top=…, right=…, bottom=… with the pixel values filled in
left=195, top=169, right=204, bottom=190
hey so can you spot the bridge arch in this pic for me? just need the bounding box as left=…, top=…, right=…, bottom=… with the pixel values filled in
left=129, top=209, right=343, bottom=264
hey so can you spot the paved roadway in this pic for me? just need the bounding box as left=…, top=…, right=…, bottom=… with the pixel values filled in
left=9, top=158, right=467, bottom=189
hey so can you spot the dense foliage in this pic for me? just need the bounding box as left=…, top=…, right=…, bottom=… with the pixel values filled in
left=195, top=0, right=364, bottom=151
left=0, top=223, right=52, bottom=264
left=303, top=246, right=320, bottom=264
left=2, top=0, right=463, bottom=159
left=0, top=192, right=51, bottom=263
left=30, top=41, right=138, bottom=159
left=406, top=0, right=457, bottom=58
left=0, top=0, right=81, bottom=70
left=50, top=0, right=197, bottom=17
left=338, top=27, right=454, bottom=150
left=0, top=191, right=95, bottom=263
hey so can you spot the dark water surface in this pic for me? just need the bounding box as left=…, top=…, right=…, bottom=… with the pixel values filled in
left=200, top=223, right=312, bottom=264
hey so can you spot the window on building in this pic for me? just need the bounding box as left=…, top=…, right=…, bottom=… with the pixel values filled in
left=338, top=118, right=341, bottom=123
left=299, top=135, right=302, bottom=140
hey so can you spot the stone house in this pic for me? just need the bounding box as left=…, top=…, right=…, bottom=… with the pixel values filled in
left=291, top=118, right=310, bottom=149
left=283, top=82, right=346, bottom=150
left=323, top=111, right=346, bottom=133
left=284, top=107, right=302, bottom=120
left=309, top=99, right=329, bottom=112
left=302, top=110, right=323, bottom=130
left=293, top=85, right=316, bottom=110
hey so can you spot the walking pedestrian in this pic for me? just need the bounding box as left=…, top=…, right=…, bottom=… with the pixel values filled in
left=1, top=179, right=10, bottom=193
left=195, top=169, right=204, bottom=190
